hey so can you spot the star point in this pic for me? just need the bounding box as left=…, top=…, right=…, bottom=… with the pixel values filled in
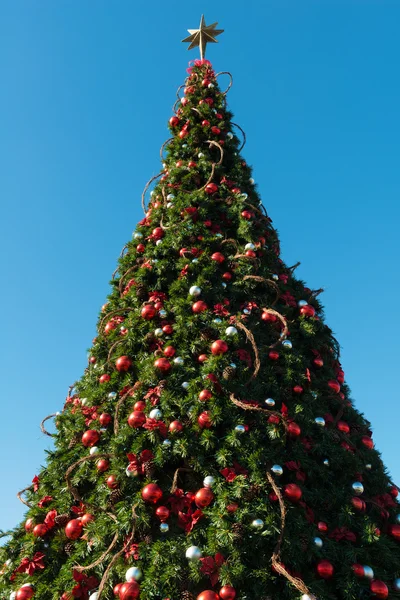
left=182, top=15, right=224, bottom=59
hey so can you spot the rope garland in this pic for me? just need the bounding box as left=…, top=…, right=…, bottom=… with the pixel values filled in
left=215, top=71, right=233, bottom=96
left=243, top=275, right=280, bottom=306
left=235, top=321, right=261, bottom=380
left=230, top=394, right=288, bottom=431
left=141, top=172, right=163, bottom=212
left=170, top=467, right=193, bottom=494
left=231, top=121, right=246, bottom=152
left=114, top=386, right=138, bottom=435
left=17, top=485, right=33, bottom=508
left=40, top=413, right=58, bottom=438
left=261, top=308, right=289, bottom=348
left=74, top=514, right=119, bottom=572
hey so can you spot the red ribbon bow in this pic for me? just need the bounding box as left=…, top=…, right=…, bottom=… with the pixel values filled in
left=178, top=507, right=204, bottom=533
left=220, top=462, right=248, bottom=482
left=71, top=570, right=99, bottom=600
left=199, top=553, right=225, bottom=586
left=143, top=418, right=167, bottom=437
left=16, top=552, right=45, bottom=576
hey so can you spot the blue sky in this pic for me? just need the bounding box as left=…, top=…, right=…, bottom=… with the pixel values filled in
left=1, top=0, right=399, bottom=534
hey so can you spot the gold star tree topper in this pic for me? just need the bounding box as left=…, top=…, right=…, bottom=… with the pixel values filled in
left=182, top=15, right=224, bottom=60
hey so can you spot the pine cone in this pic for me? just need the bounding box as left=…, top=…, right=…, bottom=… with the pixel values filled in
left=231, top=522, right=245, bottom=539
left=145, top=332, right=155, bottom=343
left=54, top=514, right=70, bottom=528
left=64, top=542, right=74, bottom=555
left=136, top=284, right=147, bottom=301
left=222, top=365, right=236, bottom=380
left=200, top=327, right=217, bottom=341
left=143, top=534, right=153, bottom=545
left=143, top=460, right=155, bottom=478
left=244, top=483, right=261, bottom=501
left=68, top=433, right=81, bottom=449
left=108, top=489, right=123, bottom=506
left=181, top=592, right=195, bottom=600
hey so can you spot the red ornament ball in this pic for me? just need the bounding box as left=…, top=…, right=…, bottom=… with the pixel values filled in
left=300, top=304, right=316, bottom=317
left=169, top=420, right=183, bottom=433
left=205, top=183, right=218, bottom=194
left=142, top=483, right=163, bottom=504
left=222, top=272, right=232, bottom=281
left=99, top=374, right=111, bottom=384
left=195, top=487, right=214, bottom=508
left=337, top=420, right=350, bottom=434
left=226, top=503, right=239, bottom=513
left=317, top=521, right=328, bottom=533
left=114, top=583, right=123, bottom=596
left=287, top=422, right=301, bottom=438
left=104, top=321, right=117, bottom=334
left=25, top=517, right=34, bottom=532
left=152, top=227, right=164, bottom=240
left=370, top=580, right=389, bottom=599
left=199, top=389, right=212, bottom=402
left=268, top=350, right=280, bottom=360
left=202, top=119, right=210, bottom=127
left=328, top=379, right=341, bottom=393
left=128, top=411, right=146, bottom=428
left=198, top=411, right=213, bottom=429
left=361, top=436, right=374, bottom=450
left=351, top=497, right=366, bottom=512
left=164, top=346, right=176, bottom=357
left=106, top=475, right=119, bottom=490
left=33, top=523, right=48, bottom=537
left=197, top=592, right=219, bottom=600
left=65, top=519, right=83, bottom=540
left=82, top=430, right=100, bottom=448
left=390, top=486, right=399, bottom=498
left=316, top=559, right=334, bottom=579
left=198, top=354, right=208, bottom=363
left=352, top=564, right=365, bottom=578
left=89, top=356, right=96, bottom=364
left=155, top=506, right=170, bottom=522
left=136, top=243, right=145, bottom=253
left=16, top=587, right=35, bottom=600
left=192, top=301, right=208, bottom=313
left=134, top=401, right=146, bottom=411
left=293, top=385, right=303, bottom=394
left=169, top=116, right=179, bottom=127
left=241, top=210, right=253, bottom=220
left=141, top=305, right=157, bottom=320
left=96, top=458, right=110, bottom=473
left=211, top=340, right=228, bottom=355
left=219, top=586, right=236, bottom=599
left=261, top=311, right=277, bottom=322
left=119, top=581, right=140, bottom=600
left=163, top=324, right=173, bottom=334
left=81, top=513, right=94, bottom=525
left=116, top=356, right=132, bottom=372
left=99, top=413, right=112, bottom=427
left=313, top=357, right=324, bottom=367
left=154, top=358, right=172, bottom=373
left=211, top=252, right=225, bottom=264
left=284, top=483, right=302, bottom=502
left=388, top=524, right=400, bottom=540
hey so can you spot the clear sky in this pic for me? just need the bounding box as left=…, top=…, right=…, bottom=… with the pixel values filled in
left=1, top=0, right=399, bottom=535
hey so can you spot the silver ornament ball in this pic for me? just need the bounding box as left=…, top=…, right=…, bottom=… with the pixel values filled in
left=225, top=326, right=238, bottom=336
left=352, top=482, right=364, bottom=495
left=185, top=545, right=202, bottom=560
left=265, top=398, right=275, bottom=407
left=126, top=466, right=138, bottom=478
left=251, top=518, right=264, bottom=529
left=323, top=459, right=330, bottom=466
left=108, top=392, right=117, bottom=399
left=203, top=475, right=216, bottom=488
left=133, top=232, right=143, bottom=240
left=396, top=514, right=400, bottom=524
left=126, top=566, right=142, bottom=581
left=271, top=274, right=279, bottom=281
left=181, top=382, right=189, bottom=390
left=160, top=523, right=169, bottom=532
left=363, top=566, right=374, bottom=579
left=198, top=152, right=204, bottom=158
left=313, top=536, right=323, bottom=548
left=298, top=300, right=308, bottom=307
left=166, top=194, right=175, bottom=201
left=189, top=285, right=202, bottom=297
left=213, top=318, right=222, bottom=324
left=282, top=340, right=293, bottom=350
left=89, top=446, right=99, bottom=455
left=235, top=424, right=246, bottom=434
left=154, top=328, right=164, bottom=337
left=149, top=409, right=162, bottom=420
left=227, top=132, right=233, bottom=140
left=271, top=464, right=283, bottom=476
left=245, top=243, right=255, bottom=250
left=315, top=417, right=326, bottom=427
left=249, top=178, right=255, bottom=185
left=365, top=463, right=372, bottom=470
left=158, top=309, right=167, bottom=317
left=162, top=439, right=172, bottom=447
left=393, top=578, right=400, bottom=591
left=173, top=357, right=184, bottom=365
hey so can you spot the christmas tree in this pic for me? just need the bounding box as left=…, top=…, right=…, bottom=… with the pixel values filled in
left=2, top=16, right=400, bottom=600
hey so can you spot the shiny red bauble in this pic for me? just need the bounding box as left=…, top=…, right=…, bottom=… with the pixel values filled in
left=192, top=301, right=208, bottom=313
left=300, top=304, right=316, bottom=317
left=179, top=130, right=188, bottom=139
left=316, top=559, right=334, bottom=579
left=33, top=523, right=48, bottom=537
left=81, top=513, right=94, bottom=525
left=96, top=458, right=110, bottom=472
left=99, top=413, right=112, bottom=427
left=164, top=346, right=176, bottom=357
left=198, top=412, right=213, bottom=428
left=89, top=356, right=97, bottom=364
left=245, top=250, right=256, bottom=258
left=152, top=227, right=164, bottom=240
left=134, top=400, right=146, bottom=411
left=141, top=305, right=157, bottom=320
left=136, top=243, right=145, bottom=253
left=25, top=517, right=34, bottom=532
left=154, top=358, right=172, bottom=373
left=106, top=475, right=119, bottom=490
left=388, top=524, right=400, bottom=540
left=99, top=374, right=111, bottom=384
left=261, top=311, right=277, bottom=322
left=119, top=581, right=140, bottom=599
left=370, top=580, right=389, bottom=599
left=287, top=422, right=301, bottom=438
left=128, top=411, right=146, bottom=428
left=169, top=116, right=179, bottom=127
left=205, top=183, right=218, bottom=194
left=241, top=210, right=253, bottom=220
left=283, top=483, right=302, bottom=502
left=219, top=586, right=236, bottom=599
left=169, top=420, right=183, bottom=433
left=211, top=252, right=225, bottom=264
left=104, top=321, right=117, bottom=334
left=328, top=379, right=341, bottom=393
left=65, top=519, right=83, bottom=540
left=268, top=350, right=280, bottom=360
left=211, top=126, right=221, bottom=135
left=337, top=420, right=350, bottom=434
left=391, top=486, right=399, bottom=498
left=351, top=497, right=366, bottom=512
left=317, top=521, right=328, bottom=532
left=202, top=119, right=210, bottom=127
left=197, top=592, right=219, bottom=600
left=352, top=564, right=365, bottom=578
left=226, top=503, right=239, bottom=513
left=195, top=487, right=214, bottom=508
left=199, top=389, right=212, bottom=402
left=82, top=430, right=100, bottom=447
left=313, top=357, right=324, bottom=367
left=155, top=506, right=170, bottom=522
left=222, top=272, right=232, bottom=280
left=114, top=583, right=123, bottom=596
left=142, top=483, right=163, bottom=504
left=361, top=436, right=374, bottom=450
left=293, top=385, right=303, bottom=394
left=211, top=340, right=228, bottom=355
left=163, top=323, right=173, bottom=334
left=116, top=356, right=132, bottom=372
left=16, top=587, right=35, bottom=600
left=198, top=354, right=208, bottom=363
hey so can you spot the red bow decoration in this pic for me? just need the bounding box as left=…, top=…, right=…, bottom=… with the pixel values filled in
left=179, top=264, right=190, bottom=279
left=143, top=418, right=167, bottom=438
left=187, top=58, right=213, bottom=73
left=144, top=386, right=163, bottom=406
left=148, top=291, right=167, bottom=303
left=44, top=509, right=57, bottom=529
left=138, top=216, right=152, bottom=227
left=220, top=462, right=248, bottom=482
left=38, top=495, right=53, bottom=508
left=235, top=349, right=252, bottom=368
left=124, top=537, right=140, bottom=561
left=199, top=553, right=225, bottom=586
left=213, top=303, right=230, bottom=317
left=32, top=475, right=40, bottom=492
left=71, top=502, right=86, bottom=517
left=205, top=373, right=222, bottom=395
left=178, top=507, right=204, bottom=533
left=298, top=501, right=315, bottom=523
left=285, top=461, right=306, bottom=482
left=119, top=385, right=136, bottom=397
left=168, top=489, right=193, bottom=514
left=278, top=274, right=289, bottom=284
left=280, top=291, right=297, bottom=307
left=16, top=552, right=45, bottom=576
left=126, top=450, right=154, bottom=475
left=71, top=569, right=99, bottom=600
left=329, top=527, right=357, bottom=543
left=301, top=437, right=314, bottom=452
left=81, top=406, right=99, bottom=426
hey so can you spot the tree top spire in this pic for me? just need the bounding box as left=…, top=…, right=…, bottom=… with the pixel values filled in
left=182, top=15, right=224, bottom=60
